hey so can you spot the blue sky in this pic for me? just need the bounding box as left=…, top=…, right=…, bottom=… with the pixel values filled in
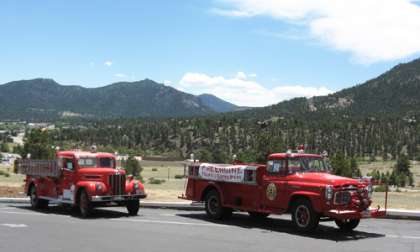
left=2, top=0, right=420, bottom=106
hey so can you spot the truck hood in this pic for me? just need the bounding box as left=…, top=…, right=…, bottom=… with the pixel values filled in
left=289, top=172, right=359, bottom=186
left=78, top=168, right=126, bottom=176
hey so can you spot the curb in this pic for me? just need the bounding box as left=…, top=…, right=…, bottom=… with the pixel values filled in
left=1, top=197, right=419, bottom=220
left=141, top=201, right=204, bottom=211
left=0, top=197, right=205, bottom=210
left=384, top=209, right=420, bottom=220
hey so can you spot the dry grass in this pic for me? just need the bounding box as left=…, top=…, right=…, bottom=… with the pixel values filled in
left=0, top=164, right=25, bottom=187
left=372, top=191, right=420, bottom=210
left=358, top=159, right=420, bottom=186
left=141, top=160, right=186, bottom=202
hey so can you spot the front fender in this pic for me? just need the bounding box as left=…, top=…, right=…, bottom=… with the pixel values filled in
left=289, top=191, right=323, bottom=212
left=125, top=179, right=146, bottom=195
left=76, top=181, right=98, bottom=197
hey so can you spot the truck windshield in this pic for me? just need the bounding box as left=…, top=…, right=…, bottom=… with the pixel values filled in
left=288, top=158, right=330, bottom=173
left=77, top=157, right=115, bottom=168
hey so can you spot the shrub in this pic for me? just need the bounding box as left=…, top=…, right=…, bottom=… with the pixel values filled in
left=174, top=174, right=185, bottom=179
left=148, top=177, right=166, bottom=184
left=151, top=168, right=158, bottom=172
left=0, top=170, right=10, bottom=177
left=374, top=185, right=388, bottom=192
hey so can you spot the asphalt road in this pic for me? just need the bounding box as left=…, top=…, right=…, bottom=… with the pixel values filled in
left=0, top=203, right=419, bottom=252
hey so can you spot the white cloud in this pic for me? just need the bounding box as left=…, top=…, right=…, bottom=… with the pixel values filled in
left=178, top=72, right=332, bottom=107
left=215, top=0, right=420, bottom=63
left=163, top=80, right=173, bottom=85
left=114, top=73, right=127, bottom=78
left=104, top=61, right=113, bottom=67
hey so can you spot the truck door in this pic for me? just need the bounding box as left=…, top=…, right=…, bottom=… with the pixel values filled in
left=262, top=159, right=289, bottom=211
left=61, top=157, right=76, bottom=202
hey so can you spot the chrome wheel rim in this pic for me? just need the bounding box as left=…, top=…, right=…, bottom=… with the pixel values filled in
left=295, top=205, right=310, bottom=228
left=208, top=196, right=219, bottom=215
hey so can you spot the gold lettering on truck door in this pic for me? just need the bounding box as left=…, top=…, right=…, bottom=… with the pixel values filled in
left=266, top=183, right=277, bottom=201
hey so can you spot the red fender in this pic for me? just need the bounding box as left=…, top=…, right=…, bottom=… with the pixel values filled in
left=200, top=181, right=225, bottom=205
left=288, top=191, right=323, bottom=212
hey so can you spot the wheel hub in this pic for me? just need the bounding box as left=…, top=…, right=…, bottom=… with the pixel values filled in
left=296, top=205, right=310, bottom=227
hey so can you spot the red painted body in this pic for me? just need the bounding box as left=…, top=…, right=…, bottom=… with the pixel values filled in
left=182, top=152, right=386, bottom=221
left=21, top=150, right=146, bottom=208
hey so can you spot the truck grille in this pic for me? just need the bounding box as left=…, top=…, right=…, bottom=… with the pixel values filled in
left=109, top=174, right=126, bottom=195
left=334, top=191, right=352, bottom=205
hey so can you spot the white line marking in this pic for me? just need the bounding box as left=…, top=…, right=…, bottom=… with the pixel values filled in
left=1, top=223, right=27, bottom=228
left=386, top=234, right=420, bottom=240
left=113, top=218, right=231, bottom=228
left=0, top=211, right=47, bottom=216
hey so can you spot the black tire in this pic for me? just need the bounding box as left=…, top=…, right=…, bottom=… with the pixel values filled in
left=127, top=200, right=140, bottom=216
left=29, top=185, right=48, bottom=209
left=291, top=198, right=320, bottom=232
left=78, top=190, right=92, bottom=218
left=335, top=219, right=360, bottom=232
left=204, top=190, right=232, bottom=220
left=248, top=212, right=270, bottom=219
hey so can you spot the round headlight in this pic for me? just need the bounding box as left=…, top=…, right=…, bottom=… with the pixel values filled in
left=325, top=185, right=333, bottom=200
left=95, top=183, right=103, bottom=192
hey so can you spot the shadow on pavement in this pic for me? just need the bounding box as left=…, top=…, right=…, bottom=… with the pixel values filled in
left=176, top=212, right=385, bottom=242
left=12, top=204, right=131, bottom=219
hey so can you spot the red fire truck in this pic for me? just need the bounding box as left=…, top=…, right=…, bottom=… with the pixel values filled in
left=180, top=150, right=387, bottom=232
left=17, top=148, right=146, bottom=217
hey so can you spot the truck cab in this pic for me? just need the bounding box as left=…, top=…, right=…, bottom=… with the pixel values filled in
left=19, top=149, right=146, bottom=217
left=181, top=151, right=386, bottom=232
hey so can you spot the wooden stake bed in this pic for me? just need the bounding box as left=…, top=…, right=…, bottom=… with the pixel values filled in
left=16, top=159, right=61, bottom=178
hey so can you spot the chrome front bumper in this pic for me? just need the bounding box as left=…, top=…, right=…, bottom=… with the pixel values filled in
left=91, top=193, right=147, bottom=202
left=326, top=207, right=386, bottom=220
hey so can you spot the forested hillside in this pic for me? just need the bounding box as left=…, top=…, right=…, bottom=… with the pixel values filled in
left=48, top=58, right=420, bottom=162
left=0, top=78, right=237, bottom=120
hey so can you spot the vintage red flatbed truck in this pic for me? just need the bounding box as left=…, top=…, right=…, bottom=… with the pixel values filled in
left=16, top=148, right=146, bottom=217
left=180, top=151, right=387, bottom=232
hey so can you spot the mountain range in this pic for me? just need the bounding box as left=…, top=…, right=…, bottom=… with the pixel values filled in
left=0, top=78, right=241, bottom=120
left=1, top=57, right=420, bottom=121
left=233, top=58, right=420, bottom=120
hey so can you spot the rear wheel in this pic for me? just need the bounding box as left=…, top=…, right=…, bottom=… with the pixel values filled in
left=291, top=198, right=319, bottom=232
left=126, top=200, right=140, bottom=216
left=335, top=219, right=360, bottom=232
left=248, top=212, right=270, bottom=219
left=29, top=185, right=48, bottom=209
left=204, top=190, right=232, bottom=220
left=79, top=190, right=92, bottom=218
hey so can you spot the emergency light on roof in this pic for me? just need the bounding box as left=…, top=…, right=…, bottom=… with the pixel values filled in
left=90, top=145, right=97, bottom=153
left=297, top=144, right=305, bottom=153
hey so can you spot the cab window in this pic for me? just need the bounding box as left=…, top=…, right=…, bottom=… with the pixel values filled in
left=63, top=158, right=75, bottom=171
left=266, top=160, right=286, bottom=175
left=99, top=158, right=115, bottom=168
